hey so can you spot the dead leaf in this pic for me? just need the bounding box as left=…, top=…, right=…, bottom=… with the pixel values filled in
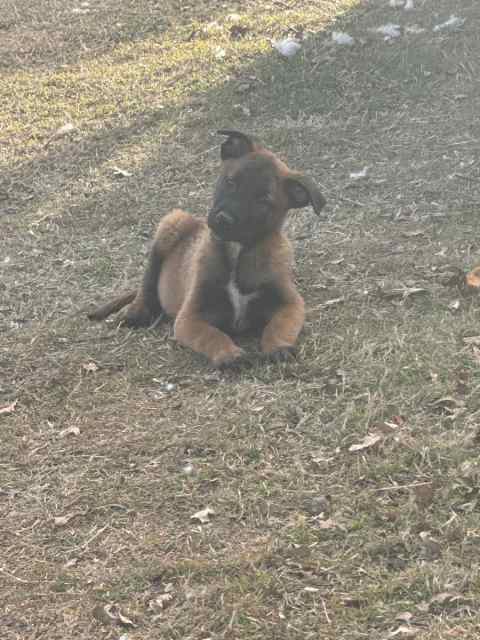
left=45, top=122, right=77, bottom=147
left=92, top=604, right=136, bottom=628
left=448, top=299, right=461, bottom=311
left=64, top=558, right=78, bottom=568
left=429, top=592, right=466, bottom=607
left=389, top=625, right=418, bottom=637
left=112, top=166, right=133, bottom=178
left=93, top=604, right=117, bottom=626
left=53, top=513, right=77, bottom=527
left=349, top=433, right=382, bottom=452
left=82, top=361, right=98, bottom=373
left=430, top=396, right=465, bottom=416
left=316, top=518, right=338, bottom=529
left=191, top=506, right=215, bottom=523
left=402, top=229, right=426, bottom=238
left=465, top=266, right=480, bottom=289
left=149, top=593, right=174, bottom=612
left=59, top=426, right=81, bottom=438
left=0, top=399, right=17, bottom=415
left=53, top=510, right=85, bottom=527
left=396, top=612, right=414, bottom=623
left=117, top=610, right=136, bottom=628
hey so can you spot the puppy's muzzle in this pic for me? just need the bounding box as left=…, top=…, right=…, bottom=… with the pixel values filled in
left=208, top=207, right=235, bottom=235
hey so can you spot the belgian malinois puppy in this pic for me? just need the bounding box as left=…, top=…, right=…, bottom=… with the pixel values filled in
left=88, top=130, right=326, bottom=367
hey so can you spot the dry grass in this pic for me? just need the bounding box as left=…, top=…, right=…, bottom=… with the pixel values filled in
left=2, top=0, right=480, bottom=638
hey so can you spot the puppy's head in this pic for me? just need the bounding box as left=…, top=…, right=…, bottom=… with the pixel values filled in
left=207, top=129, right=326, bottom=246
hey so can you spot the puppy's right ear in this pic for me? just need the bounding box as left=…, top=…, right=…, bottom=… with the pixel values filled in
left=217, top=129, right=258, bottom=160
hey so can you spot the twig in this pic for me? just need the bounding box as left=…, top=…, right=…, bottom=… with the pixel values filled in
left=376, top=481, right=432, bottom=492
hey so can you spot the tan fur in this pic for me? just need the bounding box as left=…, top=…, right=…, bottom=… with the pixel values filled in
left=88, top=131, right=325, bottom=367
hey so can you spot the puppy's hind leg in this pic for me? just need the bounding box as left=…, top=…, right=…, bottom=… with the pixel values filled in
left=124, top=209, right=201, bottom=328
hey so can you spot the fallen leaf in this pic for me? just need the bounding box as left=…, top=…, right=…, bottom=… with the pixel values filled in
left=465, top=266, right=480, bottom=289
left=64, top=558, right=78, bottom=568
left=92, top=604, right=136, bottom=627
left=396, top=612, right=414, bottom=623
left=149, top=593, right=174, bottom=612
left=316, top=518, right=338, bottom=529
left=389, top=625, right=418, bottom=637
left=304, top=586, right=320, bottom=592
left=93, top=604, right=117, bottom=626
left=117, top=611, right=136, bottom=628
left=430, top=592, right=466, bottom=606
left=191, top=506, right=215, bottom=524
left=45, top=122, right=77, bottom=147
left=349, top=433, right=382, bottom=452
left=53, top=510, right=85, bottom=527
left=112, top=166, right=133, bottom=178
left=53, top=513, right=77, bottom=527
left=0, top=399, right=17, bottom=415
left=59, top=426, right=81, bottom=438
left=54, top=122, right=76, bottom=137
left=401, top=229, right=425, bottom=238
left=430, top=396, right=465, bottom=416
left=448, top=299, right=461, bottom=311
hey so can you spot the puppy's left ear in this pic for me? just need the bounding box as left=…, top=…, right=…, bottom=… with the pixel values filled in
left=217, top=129, right=260, bottom=160
left=284, top=174, right=326, bottom=216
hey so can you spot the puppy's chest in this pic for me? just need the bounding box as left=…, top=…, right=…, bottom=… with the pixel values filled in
left=224, top=243, right=260, bottom=331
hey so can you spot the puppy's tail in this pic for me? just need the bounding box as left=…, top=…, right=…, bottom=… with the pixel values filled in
left=87, top=290, right=137, bottom=321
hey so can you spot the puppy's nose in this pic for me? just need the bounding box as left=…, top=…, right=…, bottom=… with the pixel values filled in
left=216, top=211, right=234, bottom=226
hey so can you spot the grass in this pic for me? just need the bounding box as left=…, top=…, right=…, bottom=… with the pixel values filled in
left=2, top=0, right=480, bottom=638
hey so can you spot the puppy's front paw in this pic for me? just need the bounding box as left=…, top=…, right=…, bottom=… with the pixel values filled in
left=263, top=346, right=297, bottom=363
left=212, top=346, right=245, bottom=369
left=121, top=305, right=154, bottom=328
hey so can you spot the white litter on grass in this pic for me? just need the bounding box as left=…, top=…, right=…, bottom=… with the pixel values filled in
left=404, top=0, right=414, bottom=10
left=273, top=38, right=302, bottom=58
left=332, top=31, right=354, bottom=46
left=350, top=166, right=369, bottom=180
left=376, top=23, right=401, bottom=40
left=405, top=24, right=425, bottom=34
left=433, top=15, right=465, bottom=32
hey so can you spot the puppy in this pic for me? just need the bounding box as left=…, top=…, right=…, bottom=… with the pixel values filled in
left=88, top=130, right=326, bottom=367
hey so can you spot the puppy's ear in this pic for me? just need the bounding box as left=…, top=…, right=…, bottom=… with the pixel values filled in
left=284, top=174, right=326, bottom=216
left=217, top=129, right=258, bottom=160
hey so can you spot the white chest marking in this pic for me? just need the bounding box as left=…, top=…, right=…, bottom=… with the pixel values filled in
left=224, top=242, right=259, bottom=331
